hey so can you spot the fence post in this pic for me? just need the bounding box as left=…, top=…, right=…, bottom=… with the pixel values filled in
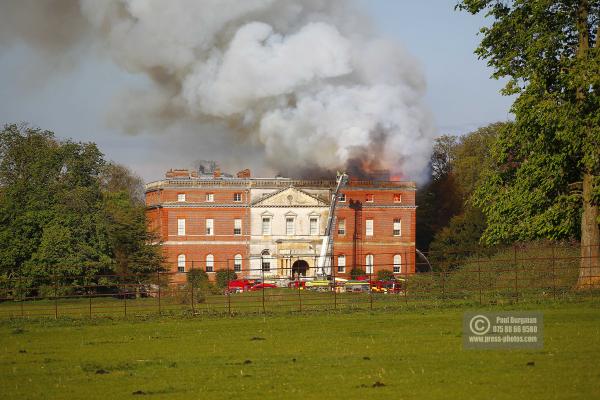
left=404, top=251, right=408, bottom=305
left=369, top=266, right=373, bottom=311
left=513, top=245, right=518, bottom=303
left=261, top=256, right=265, bottom=314
left=123, top=275, right=127, bottom=317
left=157, top=269, right=161, bottom=316
left=297, top=257, right=302, bottom=312
left=588, top=245, right=593, bottom=297
left=552, top=244, right=557, bottom=301
left=190, top=261, right=195, bottom=315
left=54, top=273, right=58, bottom=319
left=332, top=253, right=337, bottom=310
left=227, top=259, right=231, bottom=316
left=19, top=275, right=24, bottom=318
left=477, top=256, right=482, bottom=306
left=88, top=285, right=92, bottom=319
left=441, top=264, right=446, bottom=302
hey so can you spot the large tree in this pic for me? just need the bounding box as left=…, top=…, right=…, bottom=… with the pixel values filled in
left=0, top=124, right=162, bottom=292
left=459, top=0, right=600, bottom=287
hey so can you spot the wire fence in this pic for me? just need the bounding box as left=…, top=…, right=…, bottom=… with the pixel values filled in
left=0, top=243, right=598, bottom=319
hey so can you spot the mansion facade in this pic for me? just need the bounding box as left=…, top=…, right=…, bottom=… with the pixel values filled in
left=145, top=168, right=417, bottom=283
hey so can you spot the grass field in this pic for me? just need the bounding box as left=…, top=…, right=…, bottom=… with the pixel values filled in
left=1, top=299, right=600, bottom=399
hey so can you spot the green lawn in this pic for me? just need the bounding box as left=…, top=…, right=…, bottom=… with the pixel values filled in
left=1, top=300, right=599, bottom=399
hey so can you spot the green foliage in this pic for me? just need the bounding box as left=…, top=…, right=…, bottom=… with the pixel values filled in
left=215, top=269, right=237, bottom=289
left=376, top=269, right=394, bottom=281
left=350, top=267, right=366, bottom=279
left=186, top=269, right=209, bottom=288
left=0, top=124, right=163, bottom=290
left=418, top=124, right=502, bottom=251
left=458, top=1, right=600, bottom=246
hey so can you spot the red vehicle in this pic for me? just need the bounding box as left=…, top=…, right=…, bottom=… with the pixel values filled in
left=249, top=282, right=277, bottom=291
left=370, top=279, right=405, bottom=294
left=227, top=279, right=254, bottom=293
left=288, top=281, right=306, bottom=289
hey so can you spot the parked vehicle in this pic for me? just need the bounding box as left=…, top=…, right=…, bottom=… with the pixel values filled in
left=227, top=279, right=254, bottom=293
left=370, top=279, right=405, bottom=294
left=344, top=280, right=371, bottom=293
left=249, top=282, right=277, bottom=291
left=304, top=280, right=331, bottom=292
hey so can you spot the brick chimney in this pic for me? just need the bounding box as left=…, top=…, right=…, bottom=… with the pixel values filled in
left=236, top=169, right=251, bottom=178
left=166, top=169, right=193, bottom=179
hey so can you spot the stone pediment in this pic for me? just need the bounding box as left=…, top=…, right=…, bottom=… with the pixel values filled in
left=253, top=186, right=328, bottom=207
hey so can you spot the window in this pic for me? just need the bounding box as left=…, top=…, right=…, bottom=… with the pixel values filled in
left=177, top=254, right=186, bottom=272
left=261, top=249, right=271, bottom=272
left=393, top=193, right=402, bottom=203
left=366, top=194, right=374, bottom=202
left=177, top=193, right=186, bottom=202
left=234, top=219, right=242, bottom=235
left=366, top=254, right=374, bottom=274
left=393, top=255, right=402, bottom=273
left=206, top=254, right=214, bottom=272
left=177, top=218, right=185, bottom=236
left=262, top=259, right=271, bottom=272
left=262, top=217, right=271, bottom=235
left=337, top=255, right=346, bottom=273
left=309, top=217, right=319, bottom=235
left=206, top=193, right=214, bottom=202
left=234, top=192, right=242, bottom=202
left=338, top=193, right=346, bottom=202
left=234, top=254, right=242, bottom=272
left=393, top=219, right=401, bottom=236
left=365, top=219, right=373, bottom=236
left=286, top=217, right=295, bottom=235
left=337, top=219, right=346, bottom=235
left=206, top=219, right=214, bottom=235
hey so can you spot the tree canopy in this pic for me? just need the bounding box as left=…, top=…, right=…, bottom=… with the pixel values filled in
left=417, top=123, right=503, bottom=254
left=0, top=124, right=162, bottom=293
left=458, top=0, right=600, bottom=286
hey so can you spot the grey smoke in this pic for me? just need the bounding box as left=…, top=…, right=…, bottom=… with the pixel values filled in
left=0, top=0, right=434, bottom=180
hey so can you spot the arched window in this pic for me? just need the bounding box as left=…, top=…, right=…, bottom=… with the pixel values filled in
left=206, top=254, right=214, bottom=272
left=393, top=254, right=402, bottom=273
left=177, top=254, right=186, bottom=273
left=365, top=254, right=374, bottom=274
left=234, top=254, right=242, bottom=272
left=337, top=255, right=346, bottom=273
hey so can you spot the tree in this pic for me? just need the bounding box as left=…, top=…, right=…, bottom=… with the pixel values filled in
left=350, top=267, right=366, bottom=279
left=0, top=124, right=111, bottom=289
left=0, top=124, right=163, bottom=292
left=100, top=164, right=163, bottom=286
left=428, top=123, right=502, bottom=259
left=215, top=269, right=237, bottom=289
left=376, top=269, right=395, bottom=281
left=459, top=1, right=600, bottom=287
left=416, top=136, right=463, bottom=250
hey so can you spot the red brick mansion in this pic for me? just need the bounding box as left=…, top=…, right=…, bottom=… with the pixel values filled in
left=145, top=166, right=416, bottom=283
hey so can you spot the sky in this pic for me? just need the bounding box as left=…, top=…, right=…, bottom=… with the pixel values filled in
left=0, top=1, right=512, bottom=182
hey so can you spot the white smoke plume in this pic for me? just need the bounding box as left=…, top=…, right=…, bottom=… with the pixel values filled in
left=1, top=0, right=434, bottom=180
